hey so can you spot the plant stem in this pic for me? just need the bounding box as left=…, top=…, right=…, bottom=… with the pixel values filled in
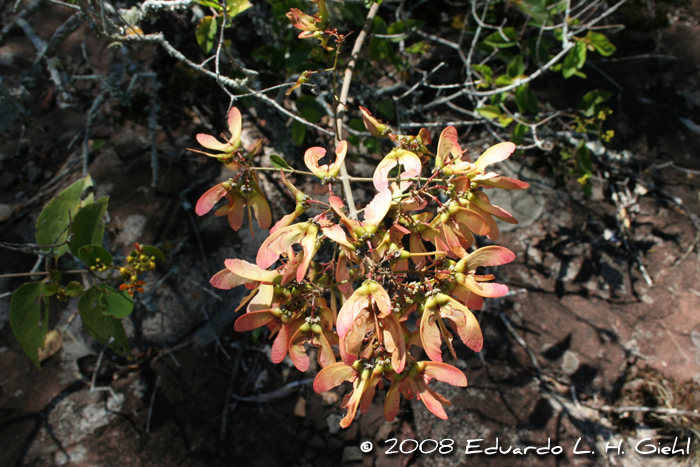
left=0, top=269, right=88, bottom=279
left=334, top=1, right=381, bottom=219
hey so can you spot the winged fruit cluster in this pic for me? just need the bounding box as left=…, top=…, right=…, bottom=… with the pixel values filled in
left=194, top=107, right=528, bottom=428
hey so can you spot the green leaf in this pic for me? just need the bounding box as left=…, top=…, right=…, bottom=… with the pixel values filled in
left=377, top=100, right=395, bottom=120
left=574, top=41, right=587, bottom=69
left=251, top=45, right=285, bottom=70
left=515, top=0, right=551, bottom=26
left=68, top=196, right=108, bottom=257
left=79, top=286, right=130, bottom=356
left=490, top=91, right=507, bottom=105
left=296, top=95, right=325, bottom=124
left=195, top=0, right=222, bottom=10
left=42, top=283, right=58, bottom=297
left=226, top=0, right=253, bottom=17
left=507, top=55, right=525, bottom=78
left=562, top=47, right=578, bottom=79
left=512, top=122, right=527, bottom=146
left=514, top=85, right=539, bottom=114
left=48, top=268, right=62, bottom=283
left=98, top=284, right=134, bottom=319
left=483, top=27, right=518, bottom=48
left=79, top=244, right=113, bottom=268
left=65, top=281, right=84, bottom=298
left=270, top=154, right=292, bottom=170
left=10, top=282, right=48, bottom=368
left=578, top=89, right=612, bottom=117
left=196, top=16, right=218, bottom=54
left=386, top=19, right=423, bottom=42
left=495, top=75, right=514, bottom=87
left=405, top=41, right=429, bottom=55
left=471, top=64, right=493, bottom=86
left=587, top=31, right=616, bottom=57
left=476, top=105, right=502, bottom=120
left=36, top=176, right=92, bottom=259
left=141, top=245, right=166, bottom=264
left=292, top=120, right=306, bottom=146
left=498, top=115, right=513, bottom=128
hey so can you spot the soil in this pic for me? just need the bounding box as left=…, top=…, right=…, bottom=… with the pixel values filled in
left=1, top=1, right=700, bottom=467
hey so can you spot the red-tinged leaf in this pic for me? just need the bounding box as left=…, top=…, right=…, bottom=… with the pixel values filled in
left=228, top=196, right=246, bottom=231
left=359, top=369, right=383, bottom=414
left=422, top=362, right=468, bottom=386
left=234, top=310, right=276, bottom=332
left=437, top=126, right=460, bottom=165
left=304, top=142, right=346, bottom=179
left=460, top=275, right=509, bottom=298
left=420, top=304, right=444, bottom=362
left=336, top=254, right=354, bottom=298
left=418, top=127, right=432, bottom=145
left=210, top=268, right=252, bottom=290
left=256, top=223, right=309, bottom=268
left=473, top=174, right=529, bottom=190
left=463, top=245, right=516, bottom=271
left=340, top=380, right=365, bottom=428
left=313, top=362, right=357, bottom=393
left=409, top=232, right=429, bottom=268
left=248, top=283, right=274, bottom=312
left=336, top=285, right=371, bottom=338
left=382, top=313, right=406, bottom=373
left=281, top=250, right=304, bottom=285
left=343, top=308, right=372, bottom=364
left=468, top=204, right=499, bottom=241
left=359, top=106, right=391, bottom=138
left=286, top=7, right=319, bottom=31
left=196, top=183, right=231, bottom=216
left=473, top=191, right=513, bottom=219
left=271, top=211, right=297, bottom=234
left=196, top=133, right=233, bottom=152
left=297, top=224, right=319, bottom=282
left=474, top=142, right=515, bottom=172
left=384, top=378, right=403, bottom=421
left=289, top=328, right=311, bottom=372
left=444, top=298, right=483, bottom=352
left=373, top=149, right=422, bottom=192
left=271, top=323, right=290, bottom=364
left=227, top=107, right=242, bottom=147
left=249, top=192, right=272, bottom=230
left=317, top=331, right=336, bottom=368
left=465, top=291, right=483, bottom=310
left=235, top=287, right=259, bottom=312
left=417, top=384, right=449, bottom=419
left=224, top=258, right=279, bottom=283
left=188, top=147, right=229, bottom=158
left=442, top=222, right=469, bottom=258
left=364, top=189, right=392, bottom=226
left=368, top=281, right=392, bottom=318
left=318, top=218, right=353, bottom=248
left=453, top=207, right=489, bottom=236
left=304, top=146, right=327, bottom=178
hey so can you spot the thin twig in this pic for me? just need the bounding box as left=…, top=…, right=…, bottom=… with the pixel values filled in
left=219, top=344, right=244, bottom=463
left=595, top=405, right=700, bottom=419
left=146, top=363, right=166, bottom=433
left=334, top=1, right=381, bottom=219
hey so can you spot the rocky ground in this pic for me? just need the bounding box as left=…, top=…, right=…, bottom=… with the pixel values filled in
left=2, top=1, right=700, bottom=467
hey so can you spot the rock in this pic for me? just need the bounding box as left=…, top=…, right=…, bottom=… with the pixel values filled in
left=486, top=158, right=552, bottom=232
left=342, top=446, right=363, bottom=463
left=561, top=350, right=580, bottom=376
left=0, top=203, right=13, bottom=222
left=326, top=413, right=343, bottom=434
